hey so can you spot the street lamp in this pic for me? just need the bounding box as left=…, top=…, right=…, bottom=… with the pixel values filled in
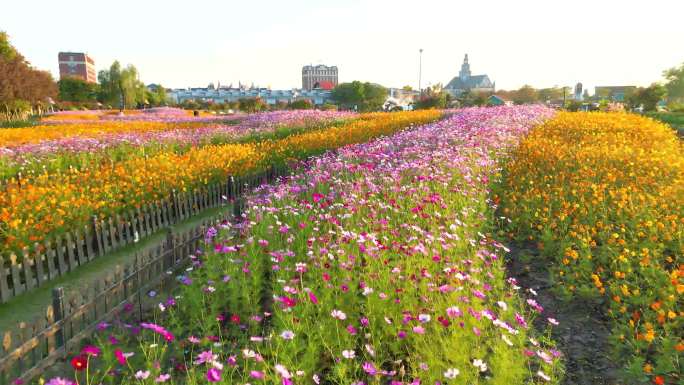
left=419, top=48, right=423, bottom=95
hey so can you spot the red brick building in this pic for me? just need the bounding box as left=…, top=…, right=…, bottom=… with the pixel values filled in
left=58, top=52, right=97, bottom=83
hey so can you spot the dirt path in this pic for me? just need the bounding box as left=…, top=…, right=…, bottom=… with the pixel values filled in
left=506, top=242, right=624, bottom=385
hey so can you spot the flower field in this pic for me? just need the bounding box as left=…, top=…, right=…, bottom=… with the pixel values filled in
left=0, top=110, right=354, bottom=177
left=497, top=112, right=684, bottom=382
left=0, top=110, right=439, bottom=253
left=34, top=106, right=564, bottom=385
left=7, top=106, right=683, bottom=385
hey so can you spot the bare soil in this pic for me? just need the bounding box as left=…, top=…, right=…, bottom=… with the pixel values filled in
left=506, top=242, right=624, bottom=385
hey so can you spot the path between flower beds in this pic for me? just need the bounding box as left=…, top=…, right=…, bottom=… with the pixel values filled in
left=506, top=244, right=622, bottom=385
left=0, top=205, right=233, bottom=336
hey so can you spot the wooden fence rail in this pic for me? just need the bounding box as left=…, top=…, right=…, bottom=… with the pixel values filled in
left=0, top=163, right=287, bottom=384
left=0, top=165, right=285, bottom=304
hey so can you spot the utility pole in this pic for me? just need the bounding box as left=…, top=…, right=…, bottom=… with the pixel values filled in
left=419, top=48, right=423, bottom=95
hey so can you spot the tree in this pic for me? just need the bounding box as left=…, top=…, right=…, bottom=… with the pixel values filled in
left=538, top=87, right=565, bottom=102
left=289, top=99, right=313, bottom=110
left=238, top=97, right=267, bottom=113
left=414, top=85, right=451, bottom=109
left=0, top=31, right=57, bottom=119
left=663, top=62, right=684, bottom=103
left=627, top=83, right=667, bottom=112
left=402, top=85, right=413, bottom=91
left=145, top=85, right=168, bottom=107
left=97, top=61, right=146, bottom=109
left=512, top=85, right=539, bottom=104
left=331, top=81, right=387, bottom=112
left=58, top=77, right=99, bottom=103
left=0, top=31, right=18, bottom=60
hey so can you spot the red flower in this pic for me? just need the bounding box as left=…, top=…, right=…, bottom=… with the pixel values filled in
left=70, top=355, right=88, bottom=371
left=653, top=376, right=664, bottom=385
left=230, top=314, right=241, bottom=324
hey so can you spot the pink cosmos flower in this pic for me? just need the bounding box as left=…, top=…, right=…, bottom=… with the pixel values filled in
left=227, top=355, right=237, bottom=366
left=155, top=374, right=171, bottom=383
left=446, top=306, right=462, bottom=318
left=45, top=378, right=75, bottom=385
left=194, top=350, right=217, bottom=365
left=140, top=322, right=174, bottom=341
left=362, top=362, right=378, bottom=376
left=308, top=292, right=318, bottom=304
left=250, top=370, right=265, bottom=379
left=515, top=313, right=528, bottom=328
left=80, top=345, right=101, bottom=357
left=114, top=349, right=126, bottom=365
left=135, top=371, right=150, bottom=380
left=331, top=309, right=347, bottom=320
left=207, top=368, right=222, bottom=382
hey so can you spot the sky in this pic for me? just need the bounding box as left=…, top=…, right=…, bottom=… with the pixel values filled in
left=2, top=0, right=683, bottom=93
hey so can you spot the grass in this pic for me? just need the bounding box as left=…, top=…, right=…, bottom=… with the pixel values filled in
left=646, top=112, right=684, bottom=137
left=0, top=203, right=235, bottom=335
left=0, top=118, right=39, bottom=128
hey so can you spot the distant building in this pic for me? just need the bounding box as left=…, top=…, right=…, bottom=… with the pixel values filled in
left=384, top=88, right=420, bottom=110
left=444, top=54, right=495, bottom=97
left=302, top=65, right=338, bottom=91
left=574, top=82, right=583, bottom=101
left=58, top=52, right=97, bottom=83
left=487, top=95, right=512, bottom=106
left=594, top=86, right=637, bottom=102
left=168, top=85, right=333, bottom=106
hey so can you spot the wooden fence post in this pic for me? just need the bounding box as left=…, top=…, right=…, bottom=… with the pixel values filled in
left=92, top=216, right=102, bottom=258
left=52, top=288, right=65, bottom=350
left=165, top=229, right=174, bottom=271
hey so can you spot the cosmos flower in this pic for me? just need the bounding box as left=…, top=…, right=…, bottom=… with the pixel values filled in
left=280, top=330, right=295, bottom=340
left=443, top=368, right=460, bottom=379
left=206, top=368, right=222, bottom=382
left=135, top=371, right=151, bottom=380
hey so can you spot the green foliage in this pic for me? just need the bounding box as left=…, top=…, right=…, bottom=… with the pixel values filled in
left=627, top=83, right=667, bottom=112
left=0, top=117, right=38, bottom=128
left=565, top=100, right=583, bottom=112
left=414, top=91, right=449, bottom=109
left=331, top=81, right=388, bottom=111
left=0, top=31, right=18, bottom=60
left=457, top=89, right=488, bottom=107
left=289, top=99, right=313, bottom=110
left=538, top=87, right=565, bottom=102
left=145, top=85, right=168, bottom=107
left=0, top=31, right=57, bottom=120
left=97, top=61, right=146, bottom=109
left=663, top=62, right=684, bottom=102
left=238, top=97, right=267, bottom=113
left=512, top=85, right=539, bottom=104
left=58, top=77, right=99, bottom=103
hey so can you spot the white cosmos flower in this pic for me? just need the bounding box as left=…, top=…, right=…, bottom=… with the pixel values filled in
left=444, top=368, right=460, bottom=379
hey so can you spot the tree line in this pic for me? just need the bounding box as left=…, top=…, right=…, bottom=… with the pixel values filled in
left=59, top=62, right=168, bottom=110
left=0, top=32, right=58, bottom=120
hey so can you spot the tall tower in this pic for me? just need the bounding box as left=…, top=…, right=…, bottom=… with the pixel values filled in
left=459, top=54, right=471, bottom=81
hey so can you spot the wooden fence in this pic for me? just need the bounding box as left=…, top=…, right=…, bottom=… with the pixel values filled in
left=0, top=214, right=226, bottom=384
left=0, top=166, right=286, bottom=304
left=0, top=161, right=290, bottom=384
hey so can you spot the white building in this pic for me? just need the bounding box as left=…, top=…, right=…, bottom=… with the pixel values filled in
left=168, top=85, right=333, bottom=106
